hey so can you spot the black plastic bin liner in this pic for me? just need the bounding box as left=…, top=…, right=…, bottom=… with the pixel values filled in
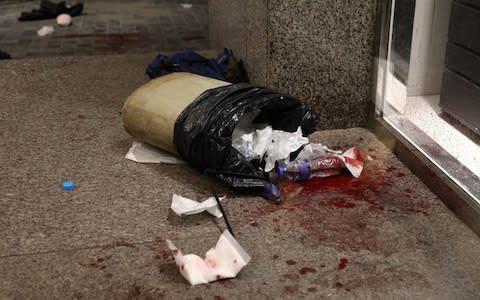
left=174, top=83, right=317, bottom=190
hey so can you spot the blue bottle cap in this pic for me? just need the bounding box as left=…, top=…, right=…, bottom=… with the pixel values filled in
left=261, top=182, right=282, bottom=203
left=62, top=180, right=76, bottom=191
left=275, top=164, right=287, bottom=178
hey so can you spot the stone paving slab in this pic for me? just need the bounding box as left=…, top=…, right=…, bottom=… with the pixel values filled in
left=1, top=54, right=480, bottom=299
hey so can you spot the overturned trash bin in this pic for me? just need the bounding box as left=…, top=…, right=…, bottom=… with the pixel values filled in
left=122, top=72, right=317, bottom=202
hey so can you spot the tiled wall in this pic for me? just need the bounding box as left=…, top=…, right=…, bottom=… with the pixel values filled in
left=209, top=0, right=378, bottom=129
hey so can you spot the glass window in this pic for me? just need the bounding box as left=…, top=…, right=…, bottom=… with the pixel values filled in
left=377, top=0, right=480, bottom=202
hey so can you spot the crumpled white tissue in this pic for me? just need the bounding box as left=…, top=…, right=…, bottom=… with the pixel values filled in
left=166, top=230, right=251, bottom=285
left=37, top=25, right=54, bottom=37
left=171, top=194, right=224, bottom=218
left=125, top=142, right=185, bottom=164
left=233, top=125, right=308, bottom=172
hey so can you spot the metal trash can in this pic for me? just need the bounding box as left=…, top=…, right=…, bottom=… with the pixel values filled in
left=122, top=72, right=230, bottom=154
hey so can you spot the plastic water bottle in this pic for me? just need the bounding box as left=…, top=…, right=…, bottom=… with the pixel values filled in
left=275, top=165, right=342, bottom=181
left=279, top=156, right=343, bottom=173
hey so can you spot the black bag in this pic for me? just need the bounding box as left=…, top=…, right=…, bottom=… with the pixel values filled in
left=174, top=83, right=317, bottom=200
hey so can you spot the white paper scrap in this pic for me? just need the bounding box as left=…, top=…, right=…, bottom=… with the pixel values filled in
left=125, top=142, right=185, bottom=164
left=37, top=25, right=54, bottom=37
left=335, top=147, right=372, bottom=178
left=171, top=194, right=225, bottom=218
left=166, top=230, right=251, bottom=285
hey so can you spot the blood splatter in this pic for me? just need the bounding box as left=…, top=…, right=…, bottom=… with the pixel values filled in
left=249, top=221, right=257, bottom=227
left=286, top=260, right=296, bottom=265
left=78, top=114, right=86, bottom=119
left=307, top=287, right=317, bottom=293
left=386, top=166, right=396, bottom=172
left=355, top=224, right=367, bottom=231
left=247, top=158, right=432, bottom=256
left=128, top=284, right=143, bottom=297
left=283, top=272, right=299, bottom=280
left=397, top=172, right=406, bottom=178
left=300, top=171, right=381, bottom=197
left=338, top=258, right=349, bottom=270
left=353, top=147, right=370, bottom=161
left=218, top=279, right=235, bottom=288
left=344, top=156, right=362, bottom=168
left=79, top=256, right=111, bottom=270
left=172, top=249, right=178, bottom=256
left=154, top=250, right=171, bottom=260
left=213, top=296, right=224, bottom=300
left=206, top=258, right=217, bottom=269
left=284, top=286, right=298, bottom=295
left=273, top=254, right=279, bottom=259
left=299, top=267, right=317, bottom=275
left=319, top=199, right=355, bottom=209
left=335, top=282, right=344, bottom=288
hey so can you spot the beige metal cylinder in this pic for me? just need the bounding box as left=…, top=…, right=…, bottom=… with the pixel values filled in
left=122, top=72, right=230, bottom=154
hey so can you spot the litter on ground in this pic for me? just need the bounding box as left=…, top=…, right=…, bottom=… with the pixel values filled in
left=125, top=142, right=185, bottom=164
left=37, top=25, right=54, bottom=37
left=166, top=230, right=251, bottom=285
left=170, top=194, right=224, bottom=218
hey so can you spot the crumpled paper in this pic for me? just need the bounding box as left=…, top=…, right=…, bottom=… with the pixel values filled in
left=166, top=230, right=251, bottom=285
left=37, top=25, right=54, bottom=37
left=125, top=142, right=185, bottom=164
left=335, top=146, right=372, bottom=178
left=170, top=194, right=224, bottom=218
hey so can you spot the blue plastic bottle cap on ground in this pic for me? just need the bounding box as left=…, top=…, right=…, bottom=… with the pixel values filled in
left=62, top=180, right=76, bottom=191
